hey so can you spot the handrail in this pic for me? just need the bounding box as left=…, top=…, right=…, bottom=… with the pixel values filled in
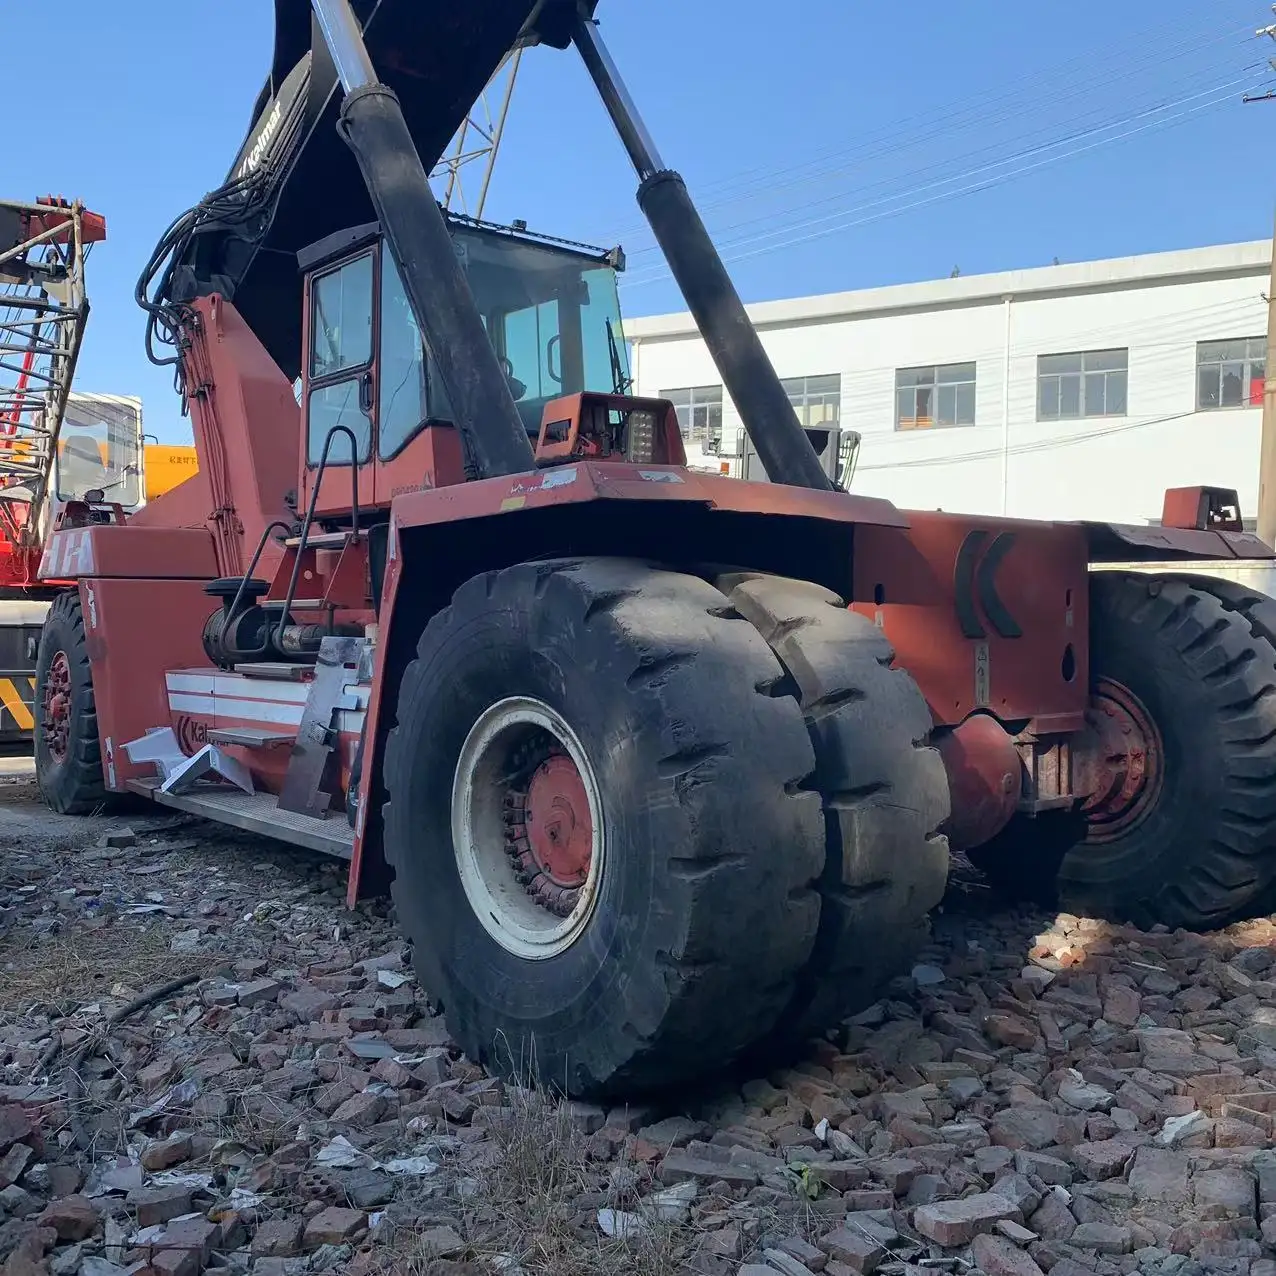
left=272, top=424, right=361, bottom=650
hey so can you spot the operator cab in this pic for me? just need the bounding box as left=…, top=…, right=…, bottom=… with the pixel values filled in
left=297, top=213, right=682, bottom=517
left=38, top=393, right=146, bottom=538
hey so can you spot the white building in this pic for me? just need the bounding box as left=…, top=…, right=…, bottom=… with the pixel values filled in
left=624, top=241, right=1272, bottom=526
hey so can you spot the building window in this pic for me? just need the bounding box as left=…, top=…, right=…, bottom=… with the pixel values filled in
left=662, top=385, right=723, bottom=444
left=1037, top=348, right=1128, bottom=420
left=896, top=362, right=976, bottom=430
left=1197, top=338, right=1265, bottom=410
left=781, top=374, right=841, bottom=428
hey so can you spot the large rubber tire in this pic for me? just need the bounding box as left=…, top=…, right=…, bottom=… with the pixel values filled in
left=1159, top=572, right=1276, bottom=649
left=34, top=589, right=107, bottom=815
left=713, top=572, right=950, bottom=1039
left=381, top=558, right=825, bottom=1097
left=973, top=573, right=1276, bottom=929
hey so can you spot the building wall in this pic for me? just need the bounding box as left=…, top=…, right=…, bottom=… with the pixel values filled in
left=626, top=243, right=1271, bottom=525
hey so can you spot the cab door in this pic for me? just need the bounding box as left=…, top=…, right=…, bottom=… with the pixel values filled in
left=372, top=250, right=439, bottom=505
left=300, top=244, right=379, bottom=520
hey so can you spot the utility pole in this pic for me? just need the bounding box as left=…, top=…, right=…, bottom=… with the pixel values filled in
left=1259, top=216, right=1276, bottom=545
left=1248, top=7, right=1276, bottom=102
left=1250, top=11, right=1276, bottom=541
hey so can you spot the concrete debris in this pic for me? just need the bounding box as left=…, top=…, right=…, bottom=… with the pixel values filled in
left=5, top=798, right=1276, bottom=1272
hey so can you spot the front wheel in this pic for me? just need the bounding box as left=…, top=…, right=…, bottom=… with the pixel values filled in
left=34, top=589, right=107, bottom=815
left=972, top=573, right=1276, bottom=930
left=382, top=558, right=825, bottom=1097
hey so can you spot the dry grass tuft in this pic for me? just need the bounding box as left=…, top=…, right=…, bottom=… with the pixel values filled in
left=469, top=1079, right=689, bottom=1276
left=0, top=920, right=208, bottom=1012
left=363, top=1049, right=696, bottom=1276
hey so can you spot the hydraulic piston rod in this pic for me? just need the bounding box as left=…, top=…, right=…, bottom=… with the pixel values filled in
left=310, top=0, right=536, bottom=481
left=573, top=17, right=835, bottom=493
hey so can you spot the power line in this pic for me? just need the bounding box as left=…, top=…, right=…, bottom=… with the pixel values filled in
left=620, top=78, right=1260, bottom=290
left=854, top=409, right=1205, bottom=472
left=610, top=20, right=1254, bottom=242
left=653, top=67, right=1254, bottom=258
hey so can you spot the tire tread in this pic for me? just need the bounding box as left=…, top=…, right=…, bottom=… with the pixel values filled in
left=35, top=589, right=106, bottom=815
left=712, top=572, right=951, bottom=1039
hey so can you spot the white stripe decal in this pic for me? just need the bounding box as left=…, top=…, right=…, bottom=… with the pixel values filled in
left=168, top=693, right=215, bottom=714
left=204, top=696, right=306, bottom=725
left=167, top=671, right=371, bottom=739
left=39, top=529, right=96, bottom=579
left=168, top=692, right=303, bottom=726
left=167, top=672, right=216, bottom=694
left=211, top=675, right=312, bottom=704
left=169, top=691, right=365, bottom=731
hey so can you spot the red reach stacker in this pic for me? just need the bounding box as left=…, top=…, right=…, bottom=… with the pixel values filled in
left=33, top=0, right=1276, bottom=1096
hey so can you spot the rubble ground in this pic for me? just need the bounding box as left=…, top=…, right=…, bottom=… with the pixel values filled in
left=3, top=773, right=1276, bottom=1276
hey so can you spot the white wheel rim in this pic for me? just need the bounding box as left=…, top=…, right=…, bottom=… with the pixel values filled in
left=451, top=696, right=605, bottom=960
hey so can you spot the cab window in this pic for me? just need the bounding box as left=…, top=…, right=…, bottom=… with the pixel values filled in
left=309, top=381, right=371, bottom=464
left=502, top=299, right=561, bottom=404
left=378, top=252, right=428, bottom=459
left=308, top=252, right=373, bottom=463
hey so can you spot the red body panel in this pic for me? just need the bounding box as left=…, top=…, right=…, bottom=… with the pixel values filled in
left=21, top=201, right=106, bottom=246
left=76, top=579, right=210, bottom=790
left=125, top=297, right=296, bottom=582
left=348, top=521, right=404, bottom=907
left=852, top=513, right=1091, bottom=733
left=40, top=526, right=218, bottom=581
left=388, top=458, right=907, bottom=531
left=164, top=667, right=365, bottom=796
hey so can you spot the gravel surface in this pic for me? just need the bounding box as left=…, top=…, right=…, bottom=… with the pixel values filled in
left=2, top=773, right=1276, bottom=1276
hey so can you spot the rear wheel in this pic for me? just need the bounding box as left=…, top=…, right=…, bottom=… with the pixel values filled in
left=382, top=558, right=825, bottom=1097
left=34, top=589, right=107, bottom=815
left=971, top=573, right=1276, bottom=929
left=712, top=573, right=950, bottom=1039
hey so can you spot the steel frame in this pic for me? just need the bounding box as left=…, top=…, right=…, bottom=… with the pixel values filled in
left=0, top=198, right=94, bottom=557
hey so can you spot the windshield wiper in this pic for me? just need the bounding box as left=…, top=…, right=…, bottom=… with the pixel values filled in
left=605, top=317, right=632, bottom=395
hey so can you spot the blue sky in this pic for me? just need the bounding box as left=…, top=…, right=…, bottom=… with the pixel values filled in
left=8, top=1, right=1274, bottom=442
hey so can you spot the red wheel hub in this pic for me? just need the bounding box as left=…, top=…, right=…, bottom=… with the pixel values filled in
left=1074, top=676, right=1163, bottom=842
left=42, top=651, right=72, bottom=764
left=525, top=755, right=593, bottom=887
left=504, top=748, right=594, bottom=918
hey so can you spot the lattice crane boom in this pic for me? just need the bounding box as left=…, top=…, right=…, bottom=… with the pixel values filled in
left=0, top=197, right=104, bottom=560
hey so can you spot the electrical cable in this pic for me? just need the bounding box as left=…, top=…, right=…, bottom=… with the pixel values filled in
left=620, top=77, right=1260, bottom=290
left=610, top=19, right=1256, bottom=237
left=631, top=66, right=1265, bottom=261
left=854, top=407, right=1221, bottom=473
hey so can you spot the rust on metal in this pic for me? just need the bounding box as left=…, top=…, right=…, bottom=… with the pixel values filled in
left=524, top=754, right=593, bottom=887
left=1072, top=676, right=1164, bottom=842
left=41, top=650, right=71, bottom=764
left=504, top=747, right=593, bottom=919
